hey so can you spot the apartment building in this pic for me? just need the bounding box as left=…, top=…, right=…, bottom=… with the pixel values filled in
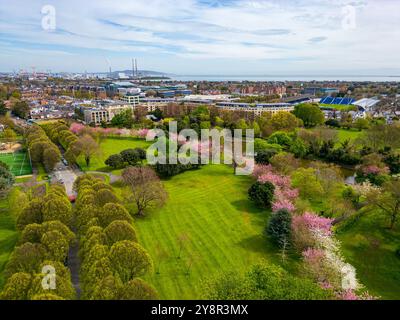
left=84, top=102, right=133, bottom=125
left=216, top=102, right=294, bottom=116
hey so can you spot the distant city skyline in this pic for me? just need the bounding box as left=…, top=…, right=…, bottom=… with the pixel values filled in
left=0, top=0, right=399, bottom=75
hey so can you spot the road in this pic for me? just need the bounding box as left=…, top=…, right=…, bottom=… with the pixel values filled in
left=51, top=161, right=78, bottom=197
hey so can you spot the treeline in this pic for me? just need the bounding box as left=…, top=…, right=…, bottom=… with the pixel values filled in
left=25, top=126, right=61, bottom=172
left=0, top=185, right=76, bottom=300
left=41, top=121, right=101, bottom=168
left=74, top=174, right=158, bottom=300
left=41, top=121, right=77, bottom=152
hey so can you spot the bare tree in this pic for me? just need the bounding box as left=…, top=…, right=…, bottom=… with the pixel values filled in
left=122, top=166, right=167, bottom=217
left=177, top=232, right=190, bottom=259
left=70, top=134, right=101, bottom=167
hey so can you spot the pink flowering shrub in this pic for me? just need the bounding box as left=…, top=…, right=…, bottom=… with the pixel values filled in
left=303, top=247, right=325, bottom=262
left=340, top=289, right=359, bottom=300
left=272, top=198, right=296, bottom=212
left=255, top=165, right=299, bottom=213
left=293, top=212, right=333, bottom=236
left=292, top=212, right=333, bottom=251
left=138, top=128, right=149, bottom=138
left=361, top=165, right=389, bottom=175
left=252, top=164, right=273, bottom=180
left=70, top=123, right=85, bottom=134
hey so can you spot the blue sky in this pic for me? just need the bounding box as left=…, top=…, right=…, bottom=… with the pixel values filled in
left=0, top=0, right=399, bottom=75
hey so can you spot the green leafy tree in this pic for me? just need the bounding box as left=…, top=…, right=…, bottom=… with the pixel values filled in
left=109, top=240, right=153, bottom=283
left=267, top=131, right=292, bottom=147
left=293, top=103, right=324, bottom=127
left=248, top=181, right=275, bottom=208
left=291, top=168, right=324, bottom=201
left=12, top=101, right=30, bottom=119
left=120, top=149, right=141, bottom=166
left=203, top=260, right=333, bottom=300
left=105, top=154, right=125, bottom=169
left=20, top=224, right=43, bottom=244
left=42, top=145, right=61, bottom=171
left=2, top=128, right=17, bottom=148
left=119, top=279, right=158, bottom=300
left=104, top=220, right=137, bottom=246
left=16, top=199, right=44, bottom=231
left=42, top=196, right=72, bottom=226
left=267, top=209, right=292, bottom=248
left=95, top=188, right=119, bottom=207
left=0, top=273, right=32, bottom=300
left=90, top=275, right=122, bottom=300
left=5, top=243, right=46, bottom=277
left=367, top=179, right=400, bottom=229
left=0, top=100, right=8, bottom=116
left=31, top=294, right=65, bottom=300
left=289, top=138, right=308, bottom=158
left=98, top=203, right=133, bottom=228
left=269, top=111, right=301, bottom=132
left=70, top=135, right=100, bottom=167
left=255, top=149, right=278, bottom=165
left=28, top=274, right=75, bottom=300
left=41, top=230, right=69, bottom=262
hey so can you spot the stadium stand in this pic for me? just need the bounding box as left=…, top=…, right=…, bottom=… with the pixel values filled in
left=319, top=96, right=356, bottom=105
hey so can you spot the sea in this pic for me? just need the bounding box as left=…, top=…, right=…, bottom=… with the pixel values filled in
left=171, top=75, right=400, bottom=82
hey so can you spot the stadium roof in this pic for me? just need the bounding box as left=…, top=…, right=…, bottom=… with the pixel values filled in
left=352, top=98, right=380, bottom=109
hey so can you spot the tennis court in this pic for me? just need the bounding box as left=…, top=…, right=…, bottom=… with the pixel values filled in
left=0, top=151, right=32, bottom=176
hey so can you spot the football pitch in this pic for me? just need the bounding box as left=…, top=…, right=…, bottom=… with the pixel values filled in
left=0, top=151, right=32, bottom=176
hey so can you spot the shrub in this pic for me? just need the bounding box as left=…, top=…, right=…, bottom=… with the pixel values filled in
left=153, top=162, right=201, bottom=177
left=105, top=154, right=125, bottom=169
left=255, top=149, right=278, bottom=165
left=267, top=209, right=292, bottom=248
left=248, top=181, right=275, bottom=208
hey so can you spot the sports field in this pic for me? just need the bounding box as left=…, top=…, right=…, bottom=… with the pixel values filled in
left=0, top=151, right=32, bottom=176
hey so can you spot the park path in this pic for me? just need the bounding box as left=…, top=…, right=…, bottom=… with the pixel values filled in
left=68, top=218, right=81, bottom=298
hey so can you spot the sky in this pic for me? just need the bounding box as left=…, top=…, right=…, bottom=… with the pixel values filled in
left=0, top=0, right=399, bottom=75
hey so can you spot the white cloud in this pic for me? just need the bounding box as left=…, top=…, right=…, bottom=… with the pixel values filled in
left=0, top=0, right=398, bottom=74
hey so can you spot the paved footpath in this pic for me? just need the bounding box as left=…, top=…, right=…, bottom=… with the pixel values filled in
left=52, top=162, right=78, bottom=197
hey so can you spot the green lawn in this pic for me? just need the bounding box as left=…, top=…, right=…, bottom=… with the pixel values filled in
left=77, top=137, right=152, bottom=173
left=125, top=165, right=289, bottom=299
left=0, top=197, right=18, bottom=289
left=0, top=151, right=32, bottom=176
left=338, top=213, right=400, bottom=299
left=336, top=129, right=363, bottom=143
left=320, top=104, right=357, bottom=111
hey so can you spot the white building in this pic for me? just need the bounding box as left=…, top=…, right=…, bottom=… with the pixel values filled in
left=139, top=98, right=176, bottom=112
left=120, top=94, right=140, bottom=106
left=216, top=102, right=294, bottom=116
left=84, top=102, right=133, bottom=125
